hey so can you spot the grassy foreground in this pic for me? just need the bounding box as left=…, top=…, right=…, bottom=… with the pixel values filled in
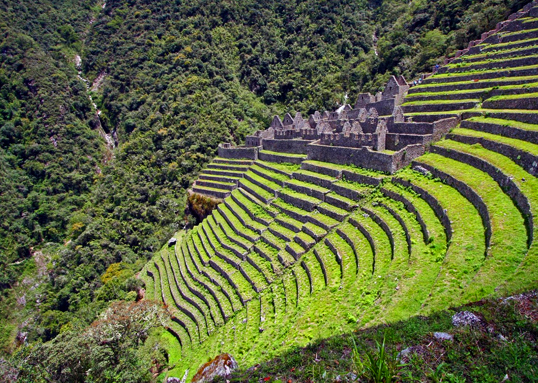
left=216, top=292, right=538, bottom=383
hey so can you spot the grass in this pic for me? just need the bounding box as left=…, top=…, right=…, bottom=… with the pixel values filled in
left=257, top=160, right=301, bottom=174
left=445, top=53, right=538, bottom=69
left=405, top=88, right=492, bottom=98
left=181, top=239, right=235, bottom=318
left=303, top=160, right=389, bottom=178
left=239, top=178, right=274, bottom=201
left=251, top=163, right=290, bottom=183
left=219, top=293, right=538, bottom=383
left=286, top=178, right=330, bottom=194
left=466, top=115, right=538, bottom=131
left=401, top=98, right=479, bottom=106
left=487, top=91, right=538, bottom=101
left=259, top=150, right=307, bottom=158
left=279, top=187, right=322, bottom=205
left=451, top=127, right=538, bottom=155
left=416, top=152, right=529, bottom=299
left=433, top=139, right=538, bottom=297
left=430, top=63, right=538, bottom=79
left=396, top=168, right=486, bottom=312
left=245, top=170, right=281, bottom=192
left=232, top=189, right=274, bottom=221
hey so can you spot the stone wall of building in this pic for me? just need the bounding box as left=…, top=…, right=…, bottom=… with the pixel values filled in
left=218, top=143, right=259, bottom=160
left=262, top=139, right=312, bottom=154
left=306, top=142, right=424, bottom=173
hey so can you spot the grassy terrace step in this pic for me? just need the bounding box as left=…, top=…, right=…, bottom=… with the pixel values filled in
left=244, top=248, right=275, bottom=285
left=359, top=201, right=417, bottom=322
left=250, top=164, right=291, bottom=185
left=201, top=168, right=246, bottom=178
left=312, top=243, right=342, bottom=288
left=261, top=228, right=286, bottom=252
left=213, top=158, right=253, bottom=165
left=218, top=204, right=259, bottom=242
left=210, top=212, right=250, bottom=256
left=294, top=231, right=316, bottom=251
left=443, top=54, right=538, bottom=73
left=301, top=160, right=386, bottom=186
left=231, top=189, right=274, bottom=226
left=223, top=198, right=266, bottom=235
left=184, top=236, right=243, bottom=313
left=331, top=180, right=373, bottom=202
left=378, top=202, right=411, bottom=255
left=407, top=75, right=538, bottom=94
left=239, top=178, right=275, bottom=204
left=160, top=251, right=214, bottom=339
left=284, top=178, right=330, bottom=200
left=153, top=260, right=199, bottom=344
left=286, top=238, right=307, bottom=259
left=393, top=169, right=486, bottom=312
left=207, top=163, right=250, bottom=172
left=404, top=88, right=491, bottom=102
left=401, top=99, right=479, bottom=113
left=497, top=26, right=538, bottom=43
left=431, top=140, right=538, bottom=298
left=308, top=210, right=340, bottom=231
left=324, top=191, right=358, bottom=211
left=369, top=197, right=446, bottom=323
left=317, top=202, right=349, bottom=221
left=192, top=185, right=230, bottom=199
left=268, top=221, right=297, bottom=244
left=149, top=262, right=192, bottom=348
left=349, top=210, right=392, bottom=277
left=381, top=183, right=442, bottom=245
left=214, top=209, right=254, bottom=252
left=275, top=212, right=303, bottom=233
left=195, top=179, right=236, bottom=190
left=256, top=160, right=300, bottom=176
left=454, top=45, right=538, bottom=63
left=201, top=220, right=258, bottom=300
left=461, top=116, right=538, bottom=144
left=421, top=63, right=538, bottom=84
left=198, top=174, right=241, bottom=183
left=292, top=169, right=336, bottom=189
left=448, top=127, right=538, bottom=176
left=477, top=109, right=538, bottom=125
left=433, top=141, right=534, bottom=244
left=258, top=150, right=307, bottom=164
left=244, top=170, right=282, bottom=195
left=326, top=232, right=358, bottom=281
left=253, top=241, right=282, bottom=274
left=170, top=243, right=224, bottom=327
left=206, top=217, right=269, bottom=292
left=336, top=222, right=373, bottom=276
left=177, top=241, right=233, bottom=321
left=277, top=188, right=322, bottom=211
left=361, top=206, right=396, bottom=260
left=480, top=36, right=538, bottom=52
left=299, top=250, right=327, bottom=293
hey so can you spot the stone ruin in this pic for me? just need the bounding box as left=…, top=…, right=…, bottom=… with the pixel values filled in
left=246, top=75, right=411, bottom=152
left=222, top=75, right=457, bottom=173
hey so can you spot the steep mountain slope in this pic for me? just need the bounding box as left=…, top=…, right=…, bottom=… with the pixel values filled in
left=1, top=0, right=534, bottom=380
left=144, top=2, right=538, bottom=379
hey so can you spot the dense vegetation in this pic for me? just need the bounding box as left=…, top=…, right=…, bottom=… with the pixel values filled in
left=0, top=0, right=531, bottom=380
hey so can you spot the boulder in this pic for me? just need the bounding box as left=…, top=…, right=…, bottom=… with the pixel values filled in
left=452, top=311, right=482, bottom=327
left=191, top=353, right=239, bottom=383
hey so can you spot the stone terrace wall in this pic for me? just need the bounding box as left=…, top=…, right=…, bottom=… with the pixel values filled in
left=218, top=144, right=259, bottom=160
left=262, top=139, right=312, bottom=154
left=306, top=142, right=424, bottom=173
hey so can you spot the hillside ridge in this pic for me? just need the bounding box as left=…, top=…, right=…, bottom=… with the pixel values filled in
left=142, top=1, right=538, bottom=380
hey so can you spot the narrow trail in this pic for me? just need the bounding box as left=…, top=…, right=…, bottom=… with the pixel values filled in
left=75, top=0, right=115, bottom=162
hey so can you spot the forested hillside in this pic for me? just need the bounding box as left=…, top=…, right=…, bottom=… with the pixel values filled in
left=0, top=0, right=529, bottom=380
